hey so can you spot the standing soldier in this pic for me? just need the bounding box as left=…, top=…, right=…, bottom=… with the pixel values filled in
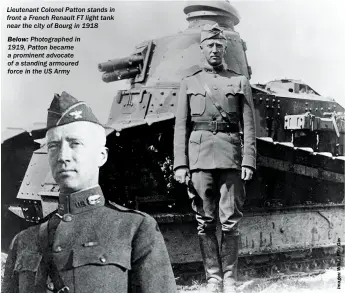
left=174, top=24, right=256, bottom=293
left=3, top=92, right=177, bottom=293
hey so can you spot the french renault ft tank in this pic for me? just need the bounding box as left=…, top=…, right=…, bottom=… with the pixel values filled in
left=7, top=0, right=344, bottom=280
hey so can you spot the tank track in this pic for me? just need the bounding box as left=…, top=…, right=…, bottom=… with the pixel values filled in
left=173, top=245, right=344, bottom=285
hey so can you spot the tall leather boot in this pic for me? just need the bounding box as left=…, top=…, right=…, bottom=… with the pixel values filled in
left=220, top=232, right=239, bottom=293
left=198, top=233, right=223, bottom=293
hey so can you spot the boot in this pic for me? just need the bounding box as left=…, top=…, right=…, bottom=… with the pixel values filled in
left=220, top=232, right=239, bottom=293
left=198, top=233, right=223, bottom=293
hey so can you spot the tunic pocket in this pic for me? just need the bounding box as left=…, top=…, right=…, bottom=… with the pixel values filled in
left=72, top=243, right=132, bottom=271
left=14, top=251, right=42, bottom=273
left=14, top=251, right=42, bottom=286
left=71, top=243, right=132, bottom=293
left=224, top=132, right=242, bottom=164
left=190, top=95, right=206, bottom=116
left=188, top=131, right=202, bottom=165
left=188, top=86, right=206, bottom=116
left=223, top=87, right=240, bottom=114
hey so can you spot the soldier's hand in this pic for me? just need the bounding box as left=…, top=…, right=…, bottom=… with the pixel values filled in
left=241, top=166, right=254, bottom=181
left=174, top=167, right=190, bottom=184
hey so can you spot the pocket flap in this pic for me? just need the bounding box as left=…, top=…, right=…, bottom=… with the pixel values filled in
left=14, top=251, right=42, bottom=272
left=225, top=84, right=243, bottom=96
left=189, top=131, right=202, bottom=144
left=187, top=84, right=206, bottom=96
left=73, top=243, right=132, bottom=270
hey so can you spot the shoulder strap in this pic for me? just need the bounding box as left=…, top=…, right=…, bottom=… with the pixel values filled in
left=107, top=200, right=147, bottom=217
left=195, top=74, right=232, bottom=123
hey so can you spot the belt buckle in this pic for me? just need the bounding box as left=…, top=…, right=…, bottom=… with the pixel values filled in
left=210, top=121, right=217, bottom=134
left=57, top=286, right=70, bottom=293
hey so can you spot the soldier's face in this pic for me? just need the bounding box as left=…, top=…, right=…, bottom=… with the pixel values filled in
left=201, top=39, right=227, bottom=66
left=46, top=122, right=108, bottom=194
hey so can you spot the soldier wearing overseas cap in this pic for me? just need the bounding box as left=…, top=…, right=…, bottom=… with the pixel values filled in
left=3, top=92, right=177, bottom=293
left=173, top=24, right=256, bottom=293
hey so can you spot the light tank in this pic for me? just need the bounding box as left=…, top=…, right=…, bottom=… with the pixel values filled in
left=3, top=0, right=344, bottom=281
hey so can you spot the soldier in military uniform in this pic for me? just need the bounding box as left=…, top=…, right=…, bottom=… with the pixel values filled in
left=3, top=92, right=177, bottom=293
left=174, top=24, right=256, bottom=293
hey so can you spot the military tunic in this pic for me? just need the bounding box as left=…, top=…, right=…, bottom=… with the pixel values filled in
left=173, top=65, right=256, bottom=233
left=2, top=186, right=177, bottom=293
left=174, top=65, right=256, bottom=171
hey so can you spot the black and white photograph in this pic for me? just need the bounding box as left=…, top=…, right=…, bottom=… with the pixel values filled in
left=1, top=1, right=344, bottom=292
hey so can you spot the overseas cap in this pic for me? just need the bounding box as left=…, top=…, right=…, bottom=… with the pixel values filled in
left=47, top=91, right=102, bottom=129
left=200, top=23, right=226, bottom=43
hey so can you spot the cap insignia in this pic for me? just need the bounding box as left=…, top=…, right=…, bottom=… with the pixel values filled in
left=70, top=110, right=83, bottom=119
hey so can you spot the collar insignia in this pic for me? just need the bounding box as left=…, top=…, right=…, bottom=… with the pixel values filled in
left=87, top=194, right=101, bottom=205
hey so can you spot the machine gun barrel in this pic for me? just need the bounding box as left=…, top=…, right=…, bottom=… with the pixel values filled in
left=102, top=68, right=140, bottom=83
left=98, top=55, right=143, bottom=72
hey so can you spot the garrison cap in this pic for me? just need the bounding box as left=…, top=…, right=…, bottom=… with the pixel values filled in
left=47, top=91, right=102, bottom=129
left=200, top=23, right=226, bottom=43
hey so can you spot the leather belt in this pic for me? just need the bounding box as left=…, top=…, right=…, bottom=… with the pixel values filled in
left=193, top=121, right=239, bottom=133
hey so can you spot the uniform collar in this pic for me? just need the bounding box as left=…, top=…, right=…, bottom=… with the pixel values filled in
left=58, top=185, right=105, bottom=215
left=203, top=62, right=225, bottom=74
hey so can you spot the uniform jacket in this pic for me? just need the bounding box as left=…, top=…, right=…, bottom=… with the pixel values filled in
left=2, top=186, right=177, bottom=293
left=174, top=65, right=256, bottom=171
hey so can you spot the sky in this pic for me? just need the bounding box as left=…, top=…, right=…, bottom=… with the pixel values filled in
left=1, top=0, right=344, bottom=132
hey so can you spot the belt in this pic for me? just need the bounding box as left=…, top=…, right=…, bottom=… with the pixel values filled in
left=193, top=121, right=239, bottom=133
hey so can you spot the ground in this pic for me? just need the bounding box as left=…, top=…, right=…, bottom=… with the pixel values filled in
left=1, top=253, right=343, bottom=292
left=178, top=268, right=344, bottom=293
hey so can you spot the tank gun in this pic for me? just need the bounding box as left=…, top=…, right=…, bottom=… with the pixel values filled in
left=98, top=56, right=143, bottom=82
left=98, top=41, right=153, bottom=83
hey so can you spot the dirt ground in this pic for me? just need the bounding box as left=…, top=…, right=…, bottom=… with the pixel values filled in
left=178, top=268, right=344, bottom=293
left=1, top=253, right=343, bottom=293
